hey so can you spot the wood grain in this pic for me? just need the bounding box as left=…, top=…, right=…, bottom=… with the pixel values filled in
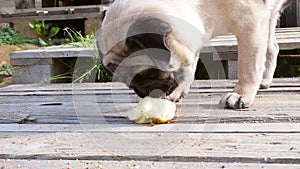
left=0, top=78, right=299, bottom=168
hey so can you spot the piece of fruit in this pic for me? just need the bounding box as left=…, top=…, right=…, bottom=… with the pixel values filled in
left=128, top=97, right=176, bottom=124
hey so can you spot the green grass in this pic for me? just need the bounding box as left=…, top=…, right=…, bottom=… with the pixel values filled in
left=0, top=26, right=34, bottom=45
left=46, top=28, right=111, bottom=83
left=0, top=63, right=12, bottom=76
left=63, top=27, right=96, bottom=47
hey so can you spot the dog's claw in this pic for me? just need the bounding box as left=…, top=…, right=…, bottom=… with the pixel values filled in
left=220, top=93, right=248, bottom=109
left=235, top=97, right=246, bottom=109
left=165, top=95, right=181, bottom=102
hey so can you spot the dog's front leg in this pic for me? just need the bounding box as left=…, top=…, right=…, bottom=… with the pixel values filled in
left=220, top=23, right=269, bottom=109
left=166, top=66, right=196, bottom=102
left=166, top=66, right=193, bottom=102
left=166, top=55, right=199, bottom=102
left=163, top=34, right=199, bottom=102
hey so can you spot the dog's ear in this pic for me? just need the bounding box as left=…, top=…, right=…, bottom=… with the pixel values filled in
left=126, top=17, right=173, bottom=71
left=126, top=16, right=199, bottom=69
left=163, top=33, right=197, bottom=66
left=128, top=16, right=198, bottom=67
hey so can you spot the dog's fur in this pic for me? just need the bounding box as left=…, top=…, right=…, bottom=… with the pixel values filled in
left=98, top=0, right=292, bottom=109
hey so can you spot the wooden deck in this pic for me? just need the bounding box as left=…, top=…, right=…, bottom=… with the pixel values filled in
left=0, top=78, right=300, bottom=168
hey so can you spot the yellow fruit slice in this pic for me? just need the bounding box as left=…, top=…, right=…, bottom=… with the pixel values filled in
left=128, top=97, right=176, bottom=124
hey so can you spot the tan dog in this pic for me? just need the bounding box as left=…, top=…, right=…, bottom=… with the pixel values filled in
left=97, top=0, right=292, bottom=109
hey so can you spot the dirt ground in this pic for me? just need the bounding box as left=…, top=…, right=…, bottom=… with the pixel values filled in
left=0, top=44, right=38, bottom=87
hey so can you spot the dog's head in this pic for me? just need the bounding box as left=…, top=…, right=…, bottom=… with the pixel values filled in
left=97, top=0, right=202, bottom=98
left=99, top=16, right=178, bottom=97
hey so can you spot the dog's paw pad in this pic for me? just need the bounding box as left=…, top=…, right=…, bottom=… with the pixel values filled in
left=219, top=93, right=248, bottom=109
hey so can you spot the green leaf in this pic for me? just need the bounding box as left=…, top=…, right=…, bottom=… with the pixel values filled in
left=38, top=37, right=48, bottom=46
left=49, top=27, right=60, bottom=38
left=28, top=23, right=34, bottom=29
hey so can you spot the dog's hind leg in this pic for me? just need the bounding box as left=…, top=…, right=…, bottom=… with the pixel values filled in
left=220, top=12, right=270, bottom=109
left=260, top=15, right=279, bottom=89
left=261, top=0, right=291, bottom=89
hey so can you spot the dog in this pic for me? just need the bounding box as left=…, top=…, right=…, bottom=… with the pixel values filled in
left=97, top=0, right=292, bottom=109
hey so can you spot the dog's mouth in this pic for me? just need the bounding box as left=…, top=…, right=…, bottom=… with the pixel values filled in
left=129, top=68, right=178, bottom=98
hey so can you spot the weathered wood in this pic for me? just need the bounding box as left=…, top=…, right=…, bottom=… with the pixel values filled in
left=2, top=5, right=107, bottom=16
left=10, top=47, right=96, bottom=59
left=0, top=79, right=299, bottom=125
left=11, top=58, right=53, bottom=66
left=12, top=65, right=52, bottom=84
left=0, top=79, right=299, bottom=167
left=0, top=132, right=300, bottom=159
left=0, top=0, right=15, bottom=14
left=1, top=4, right=107, bottom=39
left=1, top=123, right=300, bottom=133
left=204, top=28, right=300, bottom=64
left=35, top=0, right=42, bottom=8
left=1, top=78, right=299, bottom=91
left=1, top=160, right=300, bottom=169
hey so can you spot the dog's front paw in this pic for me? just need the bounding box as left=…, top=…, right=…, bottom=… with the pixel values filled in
left=260, top=78, right=272, bottom=89
left=166, top=88, right=185, bottom=102
left=260, top=83, right=270, bottom=89
left=260, top=81, right=271, bottom=89
left=219, top=93, right=249, bottom=109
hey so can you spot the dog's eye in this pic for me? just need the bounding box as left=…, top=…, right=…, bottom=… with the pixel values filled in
left=139, top=69, right=159, bottom=79
left=125, top=37, right=141, bottom=49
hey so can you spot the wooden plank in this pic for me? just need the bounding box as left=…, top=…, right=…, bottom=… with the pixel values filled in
left=0, top=0, right=15, bottom=13
left=201, top=28, right=300, bottom=53
left=1, top=5, right=108, bottom=22
left=0, top=88, right=298, bottom=104
left=12, top=65, right=52, bottom=84
left=274, top=27, right=300, bottom=32
left=4, top=5, right=107, bottom=16
left=0, top=78, right=299, bottom=91
left=202, top=39, right=300, bottom=53
left=0, top=132, right=300, bottom=160
left=0, top=78, right=298, bottom=92
left=1, top=13, right=102, bottom=22
left=0, top=85, right=299, bottom=96
left=227, top=60, right=238, bottom=79
left=35, top=0, right=42, bottom=8
left=0, top=91, right=299, bottom=124
left=1, top=123, right=300, bottom=133
left=11, top=58, right=53, bottom=66
left=1, top=160, right=300, bottom=169
left=0, top=79, right=299, bottom=167
left=10, top=47, right=96, bottom=59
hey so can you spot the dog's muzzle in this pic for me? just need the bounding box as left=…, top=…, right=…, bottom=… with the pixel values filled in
left=129, top=68, right=178, bottom=98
